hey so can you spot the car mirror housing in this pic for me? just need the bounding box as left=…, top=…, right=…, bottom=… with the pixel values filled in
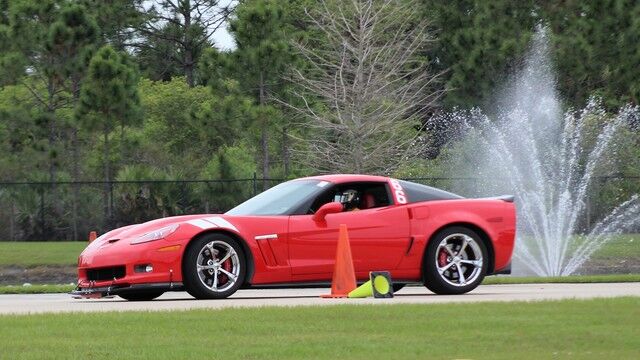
left=313, top=202, right=343, bottom=222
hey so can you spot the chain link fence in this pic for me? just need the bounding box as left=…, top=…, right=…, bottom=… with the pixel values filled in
left=0, top=175, right=638, bottom=241
left=0, top=175, right=283, bottom=242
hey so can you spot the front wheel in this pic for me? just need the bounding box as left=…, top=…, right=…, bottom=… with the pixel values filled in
left=182, top=233, right=246, bottom=299
left=423, top=226, right=488, bottom=295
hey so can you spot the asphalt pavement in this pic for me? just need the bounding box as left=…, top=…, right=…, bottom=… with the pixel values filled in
left=0, top=282, right=638, bottom=314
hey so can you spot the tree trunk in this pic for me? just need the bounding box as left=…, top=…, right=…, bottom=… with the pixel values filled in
left=103, top=126, right=111, bottom=227
left=10, top=202, right=15, bottom=241
left=47, top=79, right=57, bottom=222
left=71, top=128, right=80, bottom=241
left=47, top=84, right=57, bottom=183
left=259, top=71, right=269, bottom=190
left=71, top=78, right=81, bottom=241
left=185, top=50, right=194, bottom=87
left=282, top=126, right=290, bottom=178
left=48, top=114, right=57, bottom=182
left=46, top=79, right=59, bottom=235
left=183, top=0, right=195, bottom=87
left=120, top=123, right=126, bottom=167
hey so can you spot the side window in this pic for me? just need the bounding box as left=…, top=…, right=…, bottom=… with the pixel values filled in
left=398, top=180, right=463, bottom=202
left=307, top=182, right=392, bottom=213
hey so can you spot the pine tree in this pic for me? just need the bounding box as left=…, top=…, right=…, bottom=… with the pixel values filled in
left=47, top=3, right=99, bottom=240
left=2, top=0, right=68, bottom=182
left=138, top=0, right=235, bottom=86
left=79, top=0, right=143, bottom=50
left=544, top=0, right=640, bottom=108
left=228, top=0, right=291, bottom=187
left=0, top=0, right=8, bottom=23
left=137, top=22, right=187, bottom=81
left=76, top=46, right=141, bottom=223
left=423, top=0, right=537, bottom=109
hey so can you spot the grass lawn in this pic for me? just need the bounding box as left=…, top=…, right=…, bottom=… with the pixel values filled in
left=482, top=273, right=640, bottom=284
left=0, top=297, right=638, bottom=359
left=590, top=234, right=640, bottom=259
left=0, top=234, right=637, bottom=267
left=0, top=284, right=75, bottom=295
left=0, top=241, right=86, bottom=266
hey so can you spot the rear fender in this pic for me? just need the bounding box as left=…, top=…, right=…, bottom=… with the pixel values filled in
left=409, top=201, right=514, bottom=274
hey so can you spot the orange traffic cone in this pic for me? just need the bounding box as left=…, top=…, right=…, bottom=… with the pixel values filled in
left=88, top=231, right=97, bottom=243
left=321, top=224, right=357, bottom=298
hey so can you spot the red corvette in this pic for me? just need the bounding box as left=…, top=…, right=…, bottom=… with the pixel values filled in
left=73, top=174, right=516, bottom=301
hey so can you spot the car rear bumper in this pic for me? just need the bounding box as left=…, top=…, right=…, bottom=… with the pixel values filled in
left=490, top=262, right=512, bottom=275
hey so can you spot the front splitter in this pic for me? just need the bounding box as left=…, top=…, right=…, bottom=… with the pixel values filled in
left=71, top=282, right=184, bottom=299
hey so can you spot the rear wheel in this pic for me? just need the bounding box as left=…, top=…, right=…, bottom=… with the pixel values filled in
left=182, top=233, right=246, bottom=299
left=423, top=226, right=488, bottom=295
left=118, top=291, right=164, bottom=301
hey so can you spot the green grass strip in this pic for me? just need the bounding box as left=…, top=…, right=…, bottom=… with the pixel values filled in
left=0, top=241, right=86, bottom=266
left=483, top=273, right=640, bottom=284
left=0, top=298, right=638, bottom=359
left=0, top=284, right=75, bottom=295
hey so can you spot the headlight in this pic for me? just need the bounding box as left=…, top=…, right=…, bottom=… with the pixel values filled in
left=130, top=224, right=180, bottom=245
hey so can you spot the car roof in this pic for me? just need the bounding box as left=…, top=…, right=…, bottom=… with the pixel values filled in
left=295, top=174, right=391, bottom=184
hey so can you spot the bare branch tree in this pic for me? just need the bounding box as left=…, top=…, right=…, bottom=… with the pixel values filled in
left=285, top=0, right=444, bottom=174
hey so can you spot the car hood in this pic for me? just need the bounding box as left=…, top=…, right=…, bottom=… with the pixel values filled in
left=83, top=214, right=238, bottom=252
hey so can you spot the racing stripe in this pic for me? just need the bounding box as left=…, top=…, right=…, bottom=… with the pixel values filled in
left=203, top=216, right=239, bottom=232
left=187, top=219, right=216, bottom=229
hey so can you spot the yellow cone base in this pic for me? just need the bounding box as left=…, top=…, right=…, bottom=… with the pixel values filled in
left=348, top=271, right=394, bottom=298
left=348, top=280, right=373, bottom=298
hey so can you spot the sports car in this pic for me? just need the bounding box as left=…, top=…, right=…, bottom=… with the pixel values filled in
left=73, top=174, right=516, bottom=301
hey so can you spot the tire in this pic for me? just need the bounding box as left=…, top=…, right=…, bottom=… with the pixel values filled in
left=392, top=284, right=405, bottom=293
left=182, top=233, right=247, bottom=299
left=423, top=226, right=488, bottom=295
left=118, top=291, right=164, bottom=301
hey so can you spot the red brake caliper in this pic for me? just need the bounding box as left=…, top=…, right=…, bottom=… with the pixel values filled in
left=438, top=248, right=449, bottom=267
left=218, top=256, right=232, bottom=285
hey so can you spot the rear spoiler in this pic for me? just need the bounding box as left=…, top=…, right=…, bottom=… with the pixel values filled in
left=483, top=195, right=514, bottom=203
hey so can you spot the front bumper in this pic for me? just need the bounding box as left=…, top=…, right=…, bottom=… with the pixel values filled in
left=71, top=282, right=184, bottom=299
left=76, top=238, right=186, bottom=296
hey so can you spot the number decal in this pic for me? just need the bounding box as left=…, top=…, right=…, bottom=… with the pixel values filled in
left=389, top=179, right=407, bottom=204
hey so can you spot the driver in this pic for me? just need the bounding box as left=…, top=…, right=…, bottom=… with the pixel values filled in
left=340, top=189, right=361, bottom=211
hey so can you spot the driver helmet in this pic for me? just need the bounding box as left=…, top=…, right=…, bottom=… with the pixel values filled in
left=340, top=189, right=360, bottom=210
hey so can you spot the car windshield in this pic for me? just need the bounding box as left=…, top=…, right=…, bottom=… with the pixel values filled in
left=226, top=179, right=328, bottom=216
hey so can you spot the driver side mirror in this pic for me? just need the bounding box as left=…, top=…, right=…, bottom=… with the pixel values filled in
left=313, top=202, right=343, bottom=222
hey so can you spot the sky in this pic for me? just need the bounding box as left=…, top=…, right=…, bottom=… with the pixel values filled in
left=212, top=0, right=237, bottom=50
left=141, top=0, right=237, bottom=51
left=212, top=23, right=236, bottom=50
